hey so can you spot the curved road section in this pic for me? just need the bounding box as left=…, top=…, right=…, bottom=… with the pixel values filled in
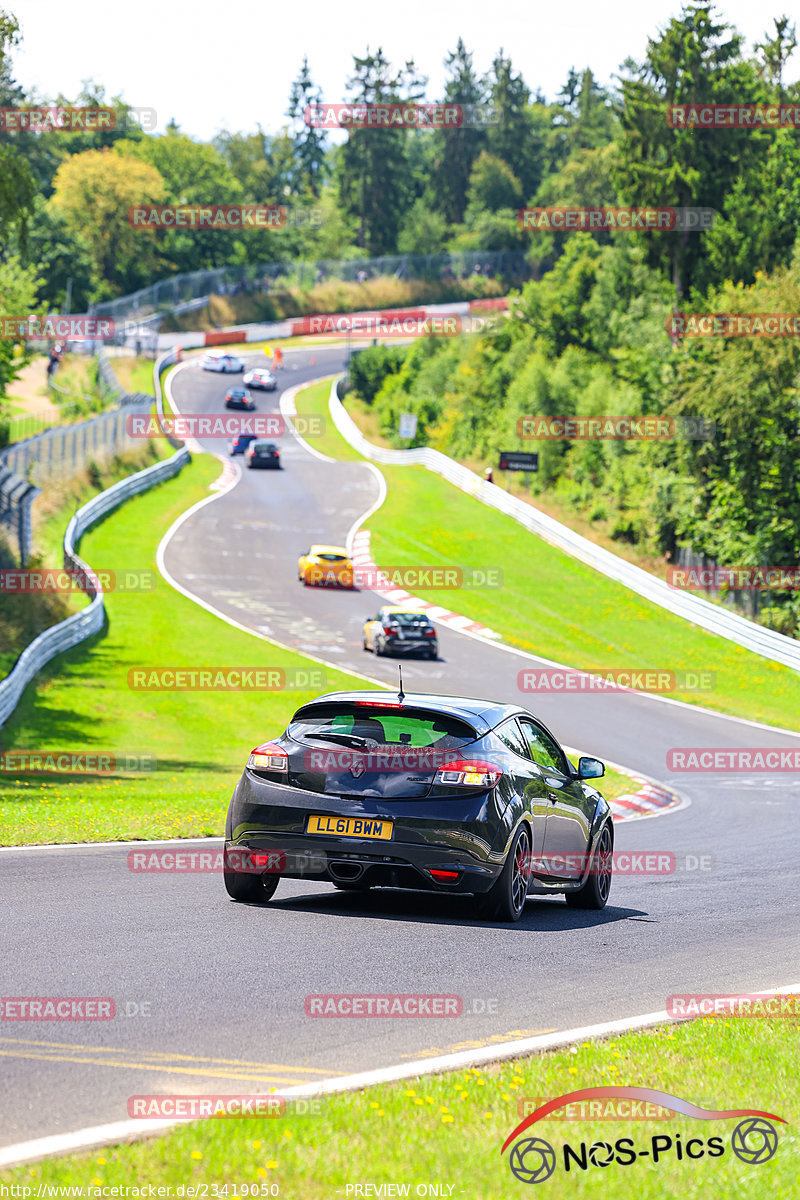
left=2, top=345, right=799, bottom=1154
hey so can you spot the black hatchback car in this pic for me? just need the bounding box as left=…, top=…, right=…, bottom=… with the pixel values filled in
left=247, top=441, right=281, bottom=469
left=225, top=387, right=255, bottom=410
left=224, top=690, right=613, bottom=922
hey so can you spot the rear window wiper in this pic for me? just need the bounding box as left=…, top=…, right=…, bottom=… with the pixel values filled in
left=304, top=732, right=372, bottom=748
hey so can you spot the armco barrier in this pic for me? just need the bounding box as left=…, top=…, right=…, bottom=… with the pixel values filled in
left=0, top=350, right=189, bottom=729
left=0, top=446, right=189, bottom=728
left=329, top=378, right=800, bottom=674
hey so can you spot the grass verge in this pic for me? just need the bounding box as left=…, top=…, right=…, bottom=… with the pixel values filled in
left=0, top=454, right=375, bottom=846
left=294, top=380, right=800, bottom=731
left=3, top=1017, right=796, bottom=1198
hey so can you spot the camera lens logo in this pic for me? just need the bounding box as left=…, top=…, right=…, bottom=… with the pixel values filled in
left=508, top=1137, right=556, bottom=1184
left=731, top=1117, right=779, bottom=1164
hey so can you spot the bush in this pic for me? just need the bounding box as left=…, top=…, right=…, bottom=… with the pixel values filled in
left=348, top=345, right=406, bottom=406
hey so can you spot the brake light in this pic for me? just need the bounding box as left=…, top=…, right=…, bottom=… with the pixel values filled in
left=382, top=624, right=398, bottom=636
left=434, top=759, right=502, bottom=788
left=430, top=869, right=459, bottom=881
left=247, top=742, right=288, bottom=772
left=353, top=701, right=404, bottom=709
left=424, top=628, right=436, bottom=637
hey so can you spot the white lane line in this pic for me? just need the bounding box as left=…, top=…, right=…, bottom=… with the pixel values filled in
left=156, top=368, right=388, bottom=692
left=4, top=981, right=799, bottom=1168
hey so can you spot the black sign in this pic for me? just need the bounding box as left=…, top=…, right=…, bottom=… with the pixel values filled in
left=498, top=451, right=539, bottom=472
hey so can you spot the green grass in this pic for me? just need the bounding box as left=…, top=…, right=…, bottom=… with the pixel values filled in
left=3, top=1018, right=796, bottom=1197
left=0, top=454, right=374, bottom=846
left=294, top=381, right=800, bottom=731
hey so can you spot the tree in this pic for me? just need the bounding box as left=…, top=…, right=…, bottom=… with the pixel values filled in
left=755, top=15, right=797, bottom=100
left=124, top=131, right=248, bottom=273
left=0, top=11, right=36, bottom=249
left=287, top=56, right=327, bottom=197
left=615, top=2, right=766, bottom=299
left=0, top=255, right=43, bottom=401
left=48, top=148, right=165, bottom=297
left=338, top=48, right=423, bottom=253
left=465, top=151, right=522, bottom=212
left=21, top=196, right=95, bottom=311
left=430, top=39, right=487, bottom=223
left=486, top=50, right=544, bottom=200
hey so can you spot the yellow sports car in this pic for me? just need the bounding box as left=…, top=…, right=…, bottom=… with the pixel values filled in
left=297, top=545, right=354, bottom=588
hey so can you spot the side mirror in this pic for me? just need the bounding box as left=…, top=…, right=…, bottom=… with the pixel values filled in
left=578, top=756, right=605, bottom=779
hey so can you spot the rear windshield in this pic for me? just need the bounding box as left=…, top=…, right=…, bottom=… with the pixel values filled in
left=253, top=443, right=274, bottom=451
left=316, top=553, right=347, bottom=562
left=387, top=613, right=431, bottom=626
left=288, top=704, right=475, bottom=749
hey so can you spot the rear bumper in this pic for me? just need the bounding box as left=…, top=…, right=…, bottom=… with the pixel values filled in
left=224, top=835, right=501, bottom=893
left=383, top=640, right=437, bottom=656
left=225, top=773, right=505, bottom=894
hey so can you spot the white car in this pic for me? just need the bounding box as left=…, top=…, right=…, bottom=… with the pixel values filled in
left=242, top=368, right=277, bottom=392
left=202, top=350, right=245, bottom=373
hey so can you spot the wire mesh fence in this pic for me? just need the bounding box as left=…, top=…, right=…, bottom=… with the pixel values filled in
left=89, top=250, right=530, bottom=335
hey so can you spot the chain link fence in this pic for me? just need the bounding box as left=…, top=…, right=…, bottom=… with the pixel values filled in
left=0, top=350, right=153, bottom=484
left=90, top=250, right=530, bottom=336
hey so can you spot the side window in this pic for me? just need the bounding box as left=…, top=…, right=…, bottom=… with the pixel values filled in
left=495, top=718, right=530, bottom=759
left=519, top=720, right=568, bottom=775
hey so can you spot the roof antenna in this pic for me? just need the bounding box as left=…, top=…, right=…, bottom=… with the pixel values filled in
left=397, top=665, right=405, bottom=704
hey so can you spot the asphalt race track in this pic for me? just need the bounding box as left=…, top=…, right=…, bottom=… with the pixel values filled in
left=3, top=345, right=800, bottom=1150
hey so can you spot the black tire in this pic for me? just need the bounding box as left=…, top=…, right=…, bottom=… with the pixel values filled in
left=427, top=648, right=437, bottom=660
left=564, top=823, right=613, bottom=909
left=224, top=861, right=281, bottom=905
left=477, top=823, right=532, bottom=922
left=375, top=638, right=385, bottom=657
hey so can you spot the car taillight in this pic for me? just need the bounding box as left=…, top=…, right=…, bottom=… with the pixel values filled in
left=247, top=742, right=288, bottom=772
left=383, top=624, right=398, bottom=636
left=430, top=869, right=459, bottom=881
left=424, top=628, right=436, bottom=637
left=434, top=759, right=502, bottom=788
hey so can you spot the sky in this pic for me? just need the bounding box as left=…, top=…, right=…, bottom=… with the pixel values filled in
left=10, top=0, right=799, bottom=142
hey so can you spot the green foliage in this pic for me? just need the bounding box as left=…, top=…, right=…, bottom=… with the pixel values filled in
left=348, top=344, right=405, bottom=405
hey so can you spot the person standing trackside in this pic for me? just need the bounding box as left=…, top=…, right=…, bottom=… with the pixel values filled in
left=274, top=345, right=283, bottom=369
left=484, top=466, right=493, bottom=485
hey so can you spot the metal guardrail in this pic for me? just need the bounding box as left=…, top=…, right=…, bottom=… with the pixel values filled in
left=0, top=353, right=190, bottom=728
left=328, top=378, right=800, bottom=674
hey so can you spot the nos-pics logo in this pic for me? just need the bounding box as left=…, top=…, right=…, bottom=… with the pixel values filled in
left=501, top=1087, right=783, bottom=1184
